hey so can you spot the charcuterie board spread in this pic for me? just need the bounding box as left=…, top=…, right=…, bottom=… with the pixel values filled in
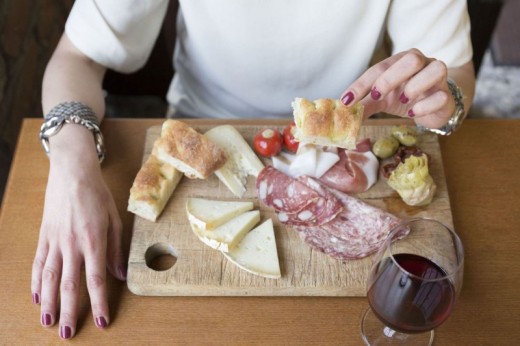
left=127, top=123, right=453, bottom=296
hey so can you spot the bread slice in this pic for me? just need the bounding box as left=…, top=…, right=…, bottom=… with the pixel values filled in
left=155, top=119, right=227, bottom=179
left=128, top=154, right=183, bottom=222
left=292, top=98, right=363, bottom=149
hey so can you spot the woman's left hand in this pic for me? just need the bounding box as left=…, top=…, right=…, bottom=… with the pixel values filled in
left=340, top=48, right=455, bottom=129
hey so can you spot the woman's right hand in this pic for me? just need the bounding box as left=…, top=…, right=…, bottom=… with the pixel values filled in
left=31, top=125, right=126, bottom=339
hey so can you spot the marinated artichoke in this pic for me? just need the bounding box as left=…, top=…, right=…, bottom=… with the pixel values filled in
left=387, top=153, right=436, bottom=206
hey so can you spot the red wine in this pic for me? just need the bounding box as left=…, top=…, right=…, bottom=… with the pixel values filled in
left=368, top=253, right=455, bottom=333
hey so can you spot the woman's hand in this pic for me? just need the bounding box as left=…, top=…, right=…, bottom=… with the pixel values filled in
left=31, top=126, right=126, bottom=339
left=340, top=48, right=458, bottom=129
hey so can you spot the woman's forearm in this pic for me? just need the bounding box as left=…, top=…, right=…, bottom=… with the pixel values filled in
left=42, top=33, right=107, bottom=161
left=42, top=33, right=106, bottom=119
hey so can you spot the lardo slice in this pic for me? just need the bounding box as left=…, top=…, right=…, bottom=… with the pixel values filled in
left=190, top=210, right=260, bottom=252
left=128, top=154, right=183, bottom=222
left=186, top=198, right=254, bottom=231
left=204, top=125, right=264, bottom=197
left=222, top=219, right=281, bottom=279
left=272, top=144, right=340, bottom=179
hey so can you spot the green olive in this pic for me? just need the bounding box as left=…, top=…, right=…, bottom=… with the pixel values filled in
left=372, top=136, right=399, bottom=159
left=391, top=126, right=417, bottom=146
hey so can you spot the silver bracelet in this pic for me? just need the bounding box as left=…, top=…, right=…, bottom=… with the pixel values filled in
left=417, top=78, right=465, bottom=136
left=39, top=101, right=106, bottom=162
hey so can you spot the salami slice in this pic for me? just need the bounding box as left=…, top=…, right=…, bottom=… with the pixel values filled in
left=257, top=166, right=320, bottom=213
left=277, top=198, right=326, bottom=226
left=293, top=176, right=343, bottom=225
left=257, top=166, right=343, bottom=226
left=295, top=187, right=406, bottom=260
left=257, top=166, right=406, bottom=260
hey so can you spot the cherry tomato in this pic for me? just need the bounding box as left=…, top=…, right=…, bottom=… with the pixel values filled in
left=283, top=121, right=299, bottom=153
left=253, top=128, right=283, bottom=157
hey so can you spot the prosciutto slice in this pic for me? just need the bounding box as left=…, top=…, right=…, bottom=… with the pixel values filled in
left=318, top=138, right=379, bottom=193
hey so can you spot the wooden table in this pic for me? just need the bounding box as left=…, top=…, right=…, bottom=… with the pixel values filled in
left=0, top=118, right=519, bottom=345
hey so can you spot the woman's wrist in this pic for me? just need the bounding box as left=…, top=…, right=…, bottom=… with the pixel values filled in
left=48, top=124, right=102, bottom=169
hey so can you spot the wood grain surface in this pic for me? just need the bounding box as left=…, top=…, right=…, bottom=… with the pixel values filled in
left=127, top=123, right=453, bottom=296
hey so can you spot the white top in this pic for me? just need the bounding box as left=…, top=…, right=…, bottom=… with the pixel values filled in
left=66, top=0, right=472, bottom=118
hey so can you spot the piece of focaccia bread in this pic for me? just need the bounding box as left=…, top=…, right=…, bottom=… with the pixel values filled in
left=128, top=153, right=183, bottom=222
left=292, top=98, right=363, bottom=149
left=155, top=119, right=227, bottom=179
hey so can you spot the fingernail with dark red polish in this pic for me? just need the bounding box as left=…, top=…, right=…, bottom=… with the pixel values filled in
left=118, top=265, right=127, bottom=280
left=41, top=313, right=52, bottom=326
left=96, top=316, right=108, bottom=328
left=371, top=87, right=381, bottom=100
left=341, top=91, right=354, bottom=106
left=408, top=109, right=415, bottom=118
left=32, top=293, right=40, bottom=304
left=60, top=325, right=72, bottom=339
left=399, top=92, right=409, bottom=104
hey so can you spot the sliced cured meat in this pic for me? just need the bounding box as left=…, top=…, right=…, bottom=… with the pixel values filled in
left=278, top=198, right=326, bottom=226
left=257, top=166, right=319, bottom=213
left=354, top=137, right=372, bottom=152
left=257, top=166, right=405, bottom=260
left=294, top=187, right=406, bottom=260
left=278, top=176, right=343, bottom=226
left=256, top=166, right=343, bottom=226
left=294, top=176, right=343, bottom=224
left=318, top=138, right=379, bottom=194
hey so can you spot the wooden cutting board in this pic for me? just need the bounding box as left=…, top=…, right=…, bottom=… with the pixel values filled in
left=127, top=123, right=453, bottom=296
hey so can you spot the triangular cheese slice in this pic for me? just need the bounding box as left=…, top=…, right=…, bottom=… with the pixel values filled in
left=222, top=219, right=281, bottom=279
left=186, top=198, right=254, bottom=231
left=191, top=210, right=261, bottom=252
left=205, top=125, right=265, bottom=197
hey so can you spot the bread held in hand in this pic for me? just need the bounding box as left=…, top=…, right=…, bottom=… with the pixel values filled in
left=292, top=98, right=363, bottom=150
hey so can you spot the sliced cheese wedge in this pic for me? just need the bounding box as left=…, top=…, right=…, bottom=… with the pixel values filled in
left=222, top=219, right=281, bottom=279
left=186, top=198, right=254, bottom=231
left=205, top=125, right=264, bottom=197
left=191, top=210, right=260, bottom=252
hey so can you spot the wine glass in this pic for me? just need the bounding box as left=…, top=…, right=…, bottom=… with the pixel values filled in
left=361, top=218, right=464, bottom=345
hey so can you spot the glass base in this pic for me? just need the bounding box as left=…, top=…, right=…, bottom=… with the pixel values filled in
left=360, top=307, right=434, bottom=345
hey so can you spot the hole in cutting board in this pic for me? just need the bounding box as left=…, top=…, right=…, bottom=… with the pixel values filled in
left=145, top=243, right=177, bottom=271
